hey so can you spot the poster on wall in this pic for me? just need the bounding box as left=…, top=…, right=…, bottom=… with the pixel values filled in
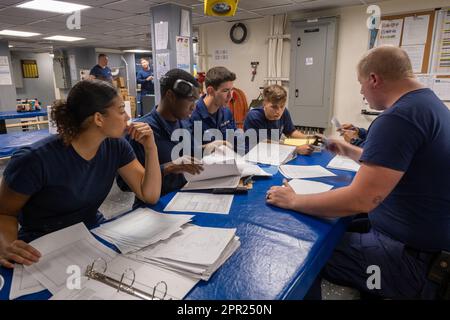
left=377, top=19, right=403, bottom=47
left=155, top=21, right=169, bottom=50
left=402, top=15, right=429, bottom=46
left=0, top=56, right=12, bottom=85
left=176, top=36, right=190, bottom=72
left=402, top=44, right=425, bottom=73
left=180, top=9, right=191, bottom=37
left=156, top=52, right=170, bottom=79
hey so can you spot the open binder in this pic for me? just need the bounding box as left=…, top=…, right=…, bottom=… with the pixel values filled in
left=85, top=258, right=171, bottom=300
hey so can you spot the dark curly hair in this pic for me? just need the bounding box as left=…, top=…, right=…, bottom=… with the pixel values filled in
left=51, top=79, right=118, bottom=145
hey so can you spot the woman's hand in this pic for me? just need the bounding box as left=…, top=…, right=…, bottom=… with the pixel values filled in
left=266, top=179, right=296, bottom=210
left=0, top=240, right=41, bottom=268
left=128, top=122, right=156, bottom=150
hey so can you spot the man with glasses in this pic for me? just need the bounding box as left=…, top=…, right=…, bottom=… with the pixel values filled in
left=118, top=69, right=203, bottom=206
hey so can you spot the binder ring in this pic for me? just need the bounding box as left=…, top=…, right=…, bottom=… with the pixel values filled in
left=118, top=268, right=135, bottom=292
left=90, top=257, right=108, bottom=274
left=152, top=281, right=168, bottom=300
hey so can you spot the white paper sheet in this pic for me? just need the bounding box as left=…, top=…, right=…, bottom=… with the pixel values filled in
left=9, top=265, right=46, bottom=300
left=279, top=165, right=336, bottom=179
left=155, top=21, right=168, bottom=50
left=288, top=179, right=334, bottom=195
left=156, top=52, right=170, bottom=80
left=402, top=15, right=429, bottom=46
left=431, top=78, right=450, bottom=101
left=377, top=19, right=403, bottom=47
left=246, top=142, right=297, bottom=166
left=176, top=36, right=190, bottom=72
left=327, top=155, right=360, bottom=172
left=25, top=223, right=118, bottom=294
left=164, top=192, right=234, bottom=215
left=0, top=56, right=12, bottom=85
left=402, top=45, right=425, bottom=73
left=331, top=117, right=342, bottom=130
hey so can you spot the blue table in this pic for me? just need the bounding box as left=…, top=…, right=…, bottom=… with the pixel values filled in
left=0, top=110, right=48, bottom=134
left=0, top=129, right=51, bottom=158
left=0, top=151, right=356, bottom=300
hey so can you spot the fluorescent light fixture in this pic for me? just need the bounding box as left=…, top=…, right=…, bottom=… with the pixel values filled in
left=44, top=35, right=85, bottom=42
left=8, top=45, right=14, bottom=48
left=17, top=0, right=90, bottom=14
left=0, top=29, right=41, bottom=37
left=123, top=49, right=152, bottom=53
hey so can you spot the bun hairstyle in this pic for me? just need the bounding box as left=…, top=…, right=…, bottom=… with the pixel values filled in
left=51, top=79, right=118, bottom=145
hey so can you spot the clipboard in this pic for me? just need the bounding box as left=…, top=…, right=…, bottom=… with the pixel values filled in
left=85, top=258, right=171, bottom=300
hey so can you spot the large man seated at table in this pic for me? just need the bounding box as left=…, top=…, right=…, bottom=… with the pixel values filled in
left=266, top=46, right=450, bottom=300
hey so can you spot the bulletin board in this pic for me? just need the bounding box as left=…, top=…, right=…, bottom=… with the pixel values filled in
left=369, top=8, right=450, bottom=101
left=375, top=10, right=435, bottom=74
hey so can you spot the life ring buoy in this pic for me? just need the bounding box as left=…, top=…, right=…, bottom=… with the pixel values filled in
left=230, top=23, right=247, bottom=44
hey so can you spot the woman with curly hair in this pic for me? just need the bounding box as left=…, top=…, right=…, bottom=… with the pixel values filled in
left=0, top=80, right=161, bottom=268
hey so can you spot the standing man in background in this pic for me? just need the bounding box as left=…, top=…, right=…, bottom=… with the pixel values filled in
left=89, top=53, right=113, bottom=83
left=136, top=58, right=155, bottom=117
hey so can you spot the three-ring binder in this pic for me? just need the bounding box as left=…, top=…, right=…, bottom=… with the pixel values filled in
left=85, top=258, right=171, bottom=300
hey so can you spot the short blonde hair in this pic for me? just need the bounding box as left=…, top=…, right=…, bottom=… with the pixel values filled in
left=263, top=84, right=287, bottom=104
left=357, top=46, right=414, bottom=81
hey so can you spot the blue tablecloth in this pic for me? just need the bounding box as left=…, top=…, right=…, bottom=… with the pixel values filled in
left=0, top=110, right=48, bottom=120
left=0, top=151, right=356, bottom=300
left=0, top=130, right=51, bottom=158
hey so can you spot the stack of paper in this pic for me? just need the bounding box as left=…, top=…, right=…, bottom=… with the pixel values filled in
left=279, top=164, right=336, bottom=179
left=288, top=179, right=334, bottom=195
left=128, top=225, right=240, bottom=281
left=245, top=142, right=297, bottom=166
left=327, top=155, right=360, bottom=172
left=211, top=145, right=272, bottom=177
left=182, top=158, right=241, bottom=191
left=182, top=147, right=272, bottom=191
left=92, top=208, right=193, bottom=254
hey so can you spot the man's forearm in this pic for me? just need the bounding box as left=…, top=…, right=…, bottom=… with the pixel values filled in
left=290, top=186, right=368, bottom=218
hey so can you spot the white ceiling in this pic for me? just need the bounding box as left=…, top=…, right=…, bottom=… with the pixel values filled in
left=0, top=0, right=383, bottom=52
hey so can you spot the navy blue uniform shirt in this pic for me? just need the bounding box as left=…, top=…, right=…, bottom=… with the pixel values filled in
left=3, top=135, right=135, bottom=242
left=89, top=64, right=113, bottom=82
left=190, top=95, right=236, bottom=144
left=243, top=106, right=296, bottom=141
left=360, top=88, right=450, bottom=251
left=119, top=107, right=193, bottom=206
left=136, top=68, right=154, bottom=94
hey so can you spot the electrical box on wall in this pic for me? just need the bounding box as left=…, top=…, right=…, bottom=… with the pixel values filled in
left=289, top=17, right=338, bottom=129
left=204, top=0, right=239, bottom=17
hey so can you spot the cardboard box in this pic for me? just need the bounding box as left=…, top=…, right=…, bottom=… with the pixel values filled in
left=118, top=77, right=126, bottom=88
